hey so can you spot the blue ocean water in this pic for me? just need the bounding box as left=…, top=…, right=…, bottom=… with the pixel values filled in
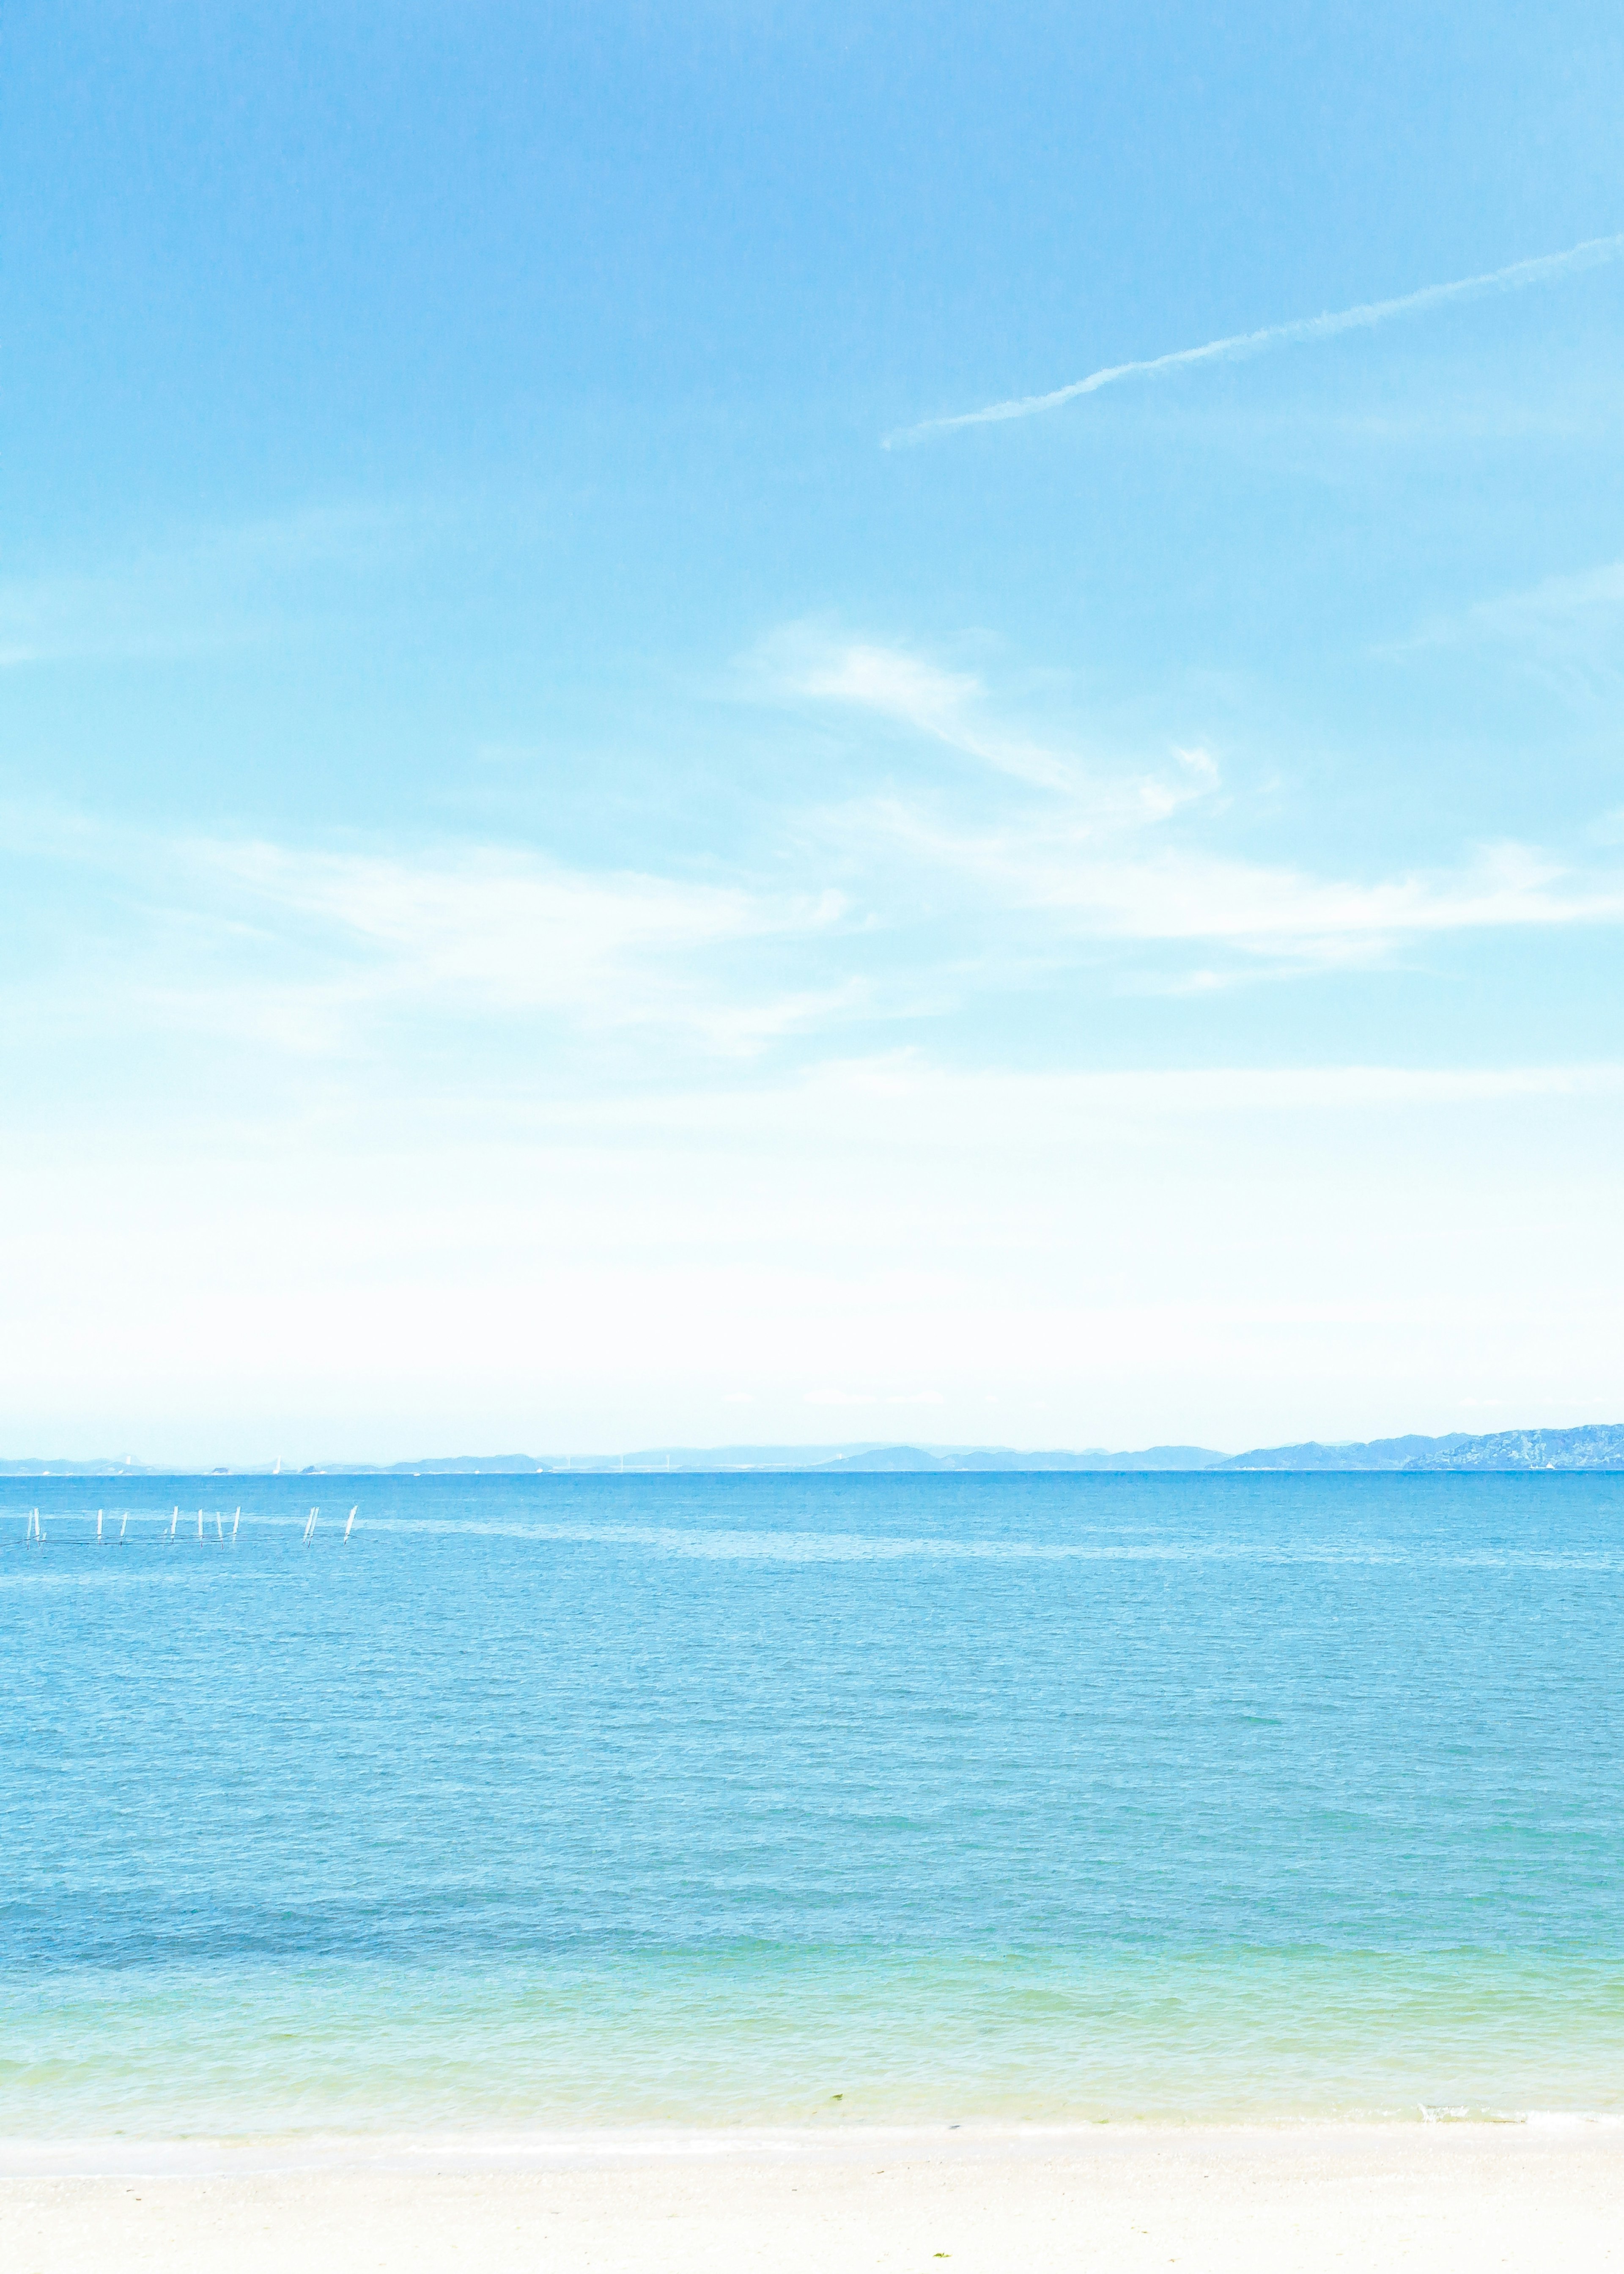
left=3, top=1471, right=1623, bottom=2134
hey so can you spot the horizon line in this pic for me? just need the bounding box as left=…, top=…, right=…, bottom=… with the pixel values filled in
left=5, top=1419, right=1623, bottom=1477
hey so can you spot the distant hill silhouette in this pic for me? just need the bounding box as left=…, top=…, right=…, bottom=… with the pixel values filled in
left=6, top=1426, right=1623, bottom=1475
left=1215, top=1423, right=1624, bottom=1471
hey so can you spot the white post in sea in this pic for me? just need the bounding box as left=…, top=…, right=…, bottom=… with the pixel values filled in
left=196, top=1509, right=203, bottom=1541
left=97, top=1509, right=104, bottom=1542
left=344, top=1506, right=357, bottom=1541
left=170, top=1507, right=178, bottom=1541
left=232, top=1508, right=240, bottom=1543
left=119, top=1513, right=128, bottom=1541
left=304, top=1506, right=319, bottom=1543
left=216, top=1512, right=223, bottom=1541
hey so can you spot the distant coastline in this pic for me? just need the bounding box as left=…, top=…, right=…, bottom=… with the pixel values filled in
left=6, top=1422, right=1624, bottom=1476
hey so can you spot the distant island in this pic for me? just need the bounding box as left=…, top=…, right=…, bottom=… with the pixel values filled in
left=6, top=1423, right=1624, bottom=1475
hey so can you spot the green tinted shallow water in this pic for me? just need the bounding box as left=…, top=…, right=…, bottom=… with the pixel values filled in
left=4, top=1474, right=1623, bottom=2131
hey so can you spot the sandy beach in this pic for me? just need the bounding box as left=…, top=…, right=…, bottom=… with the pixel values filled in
left=3, top=2125, right=1621, bottom=2273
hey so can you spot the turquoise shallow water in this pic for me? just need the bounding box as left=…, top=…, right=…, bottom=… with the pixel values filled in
left=4, top=1472, right=1623, bottom=2131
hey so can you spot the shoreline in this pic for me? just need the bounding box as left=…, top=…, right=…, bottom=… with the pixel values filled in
left=3, top=2109, right=1623, bottom=2175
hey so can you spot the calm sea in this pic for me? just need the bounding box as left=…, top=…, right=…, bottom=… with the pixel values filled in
left=3, top=1471, right=1622, bottom=2134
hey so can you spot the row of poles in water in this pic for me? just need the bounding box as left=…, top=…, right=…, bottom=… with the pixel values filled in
left=19, top=1505, right=358, bottom=1544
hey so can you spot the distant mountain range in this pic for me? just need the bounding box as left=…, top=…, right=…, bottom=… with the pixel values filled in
left=6, top=1424, right=1624, bottom=1475
left=1214, top=1423, right=1624, bottom=1472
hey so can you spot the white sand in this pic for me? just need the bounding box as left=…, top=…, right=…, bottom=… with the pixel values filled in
left=3, top=2125, right=1620, bottom=2272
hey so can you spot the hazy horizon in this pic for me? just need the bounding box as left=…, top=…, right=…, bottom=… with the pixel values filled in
left=11, top=1418, right=1624, bottom=1477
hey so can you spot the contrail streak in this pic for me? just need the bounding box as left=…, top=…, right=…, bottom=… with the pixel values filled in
left=883, top=233, right=1624, bottom=448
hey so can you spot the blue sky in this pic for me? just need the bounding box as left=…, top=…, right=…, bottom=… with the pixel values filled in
left=5, top=2, right=1624, bottom=1459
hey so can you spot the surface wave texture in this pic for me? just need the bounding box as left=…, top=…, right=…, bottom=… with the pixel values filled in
left=5, top=1471, right=1623, bottom=2133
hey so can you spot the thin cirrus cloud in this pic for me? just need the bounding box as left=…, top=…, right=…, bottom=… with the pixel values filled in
left=759, top=625, right=1211, bottom=817
left=16, top=610, right=1621, bottom=1079
left=184, top=838, right=855, bottom=1052
left=4, top=822, right=856, bottom=1060
left=882, top=822, right=1624, bottom=966
left=782, top=632, right=1624, bottom=968
left=885, top=231, right=1624, bottom=447
left=1392, top=558, right=1624, bottom=687
left=764, top=629, right=1073, bottom=792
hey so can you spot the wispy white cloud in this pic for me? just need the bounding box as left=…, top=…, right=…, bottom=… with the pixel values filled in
left=0, top=812, right=856, bottom=1059
left=758, top=626, right=1213, bottom=816
left=208, top=839, right=803, bottom=977
left=771, top=629, right=1624, bottom=969
left=762, top=628, right=1071, bottom=791
left=869, top=805, right=1624, bottom=964
left=1396, top=557, right=1624, bottom=659
left=9, top=590, right=1624, bottom=1082
left=177, top=839, right=854, bottom=1055
left=886, top=232, right=1624, bottom=447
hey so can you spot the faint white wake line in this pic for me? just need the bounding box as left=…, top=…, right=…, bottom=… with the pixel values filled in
left=883, top=233, right=1624, bottom=448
